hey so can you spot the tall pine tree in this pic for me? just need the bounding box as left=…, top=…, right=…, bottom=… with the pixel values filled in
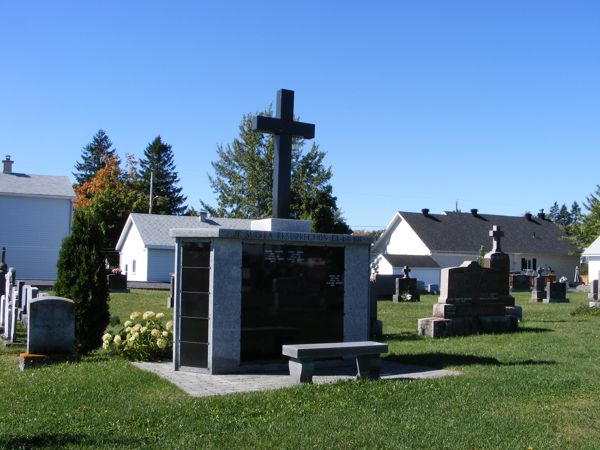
left=138, top=136, right=187, bottom=215
left=73, top=130, right=119, bottom=185
left=201, top=111, right=351, bottom=234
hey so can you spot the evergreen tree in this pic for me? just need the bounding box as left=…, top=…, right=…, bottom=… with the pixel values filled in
left=54, top=208, right=110, bottom=355
left=556, top=204, right=572, bottom=228
left=548, top=202, right=560, bottom=222
left=73, top=130, right=118, bottom=185
left=138, top=136, right=187, bottom=215
left=201, top=111, right=351, bottom=233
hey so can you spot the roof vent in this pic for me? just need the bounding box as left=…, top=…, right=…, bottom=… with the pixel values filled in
left=2, top=155, right=13, bottom=174
left=525, top=212, right=533, bottom=221
left=199, top=211, right=208, bottom=222
left=537, top=209, right=546, bottom=220
left=421, top=208, right=430, bottom=217
left=470, top=208, right=478, bottom=217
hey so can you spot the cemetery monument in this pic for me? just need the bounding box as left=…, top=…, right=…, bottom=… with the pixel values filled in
left=170, top=89, right=374, bottom=374
left=417, top=225, right=520, bottom=338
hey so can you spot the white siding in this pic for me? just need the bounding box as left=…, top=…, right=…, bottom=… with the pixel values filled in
left=0, top=195, right=71, bottom=279
left=589, top=258, right=600, bottom=284
left=386, top=219, right=430, bottom=255
left=119, top=224, right=148, bottom=281
left=147, top=248, right=175, bottom=282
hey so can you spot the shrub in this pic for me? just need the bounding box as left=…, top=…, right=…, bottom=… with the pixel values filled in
left=103, top=311, right=172, bottom=361
left=54, top=209, right=110, bottom=355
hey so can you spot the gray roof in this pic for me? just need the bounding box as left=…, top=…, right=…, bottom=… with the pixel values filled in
left=0, top=172, right=74, bottom=199
left=382, top=254, right=440, bottom=268
left=127, top=213, right=253, bottom=248
left=396, top=211, right=576, bottom=255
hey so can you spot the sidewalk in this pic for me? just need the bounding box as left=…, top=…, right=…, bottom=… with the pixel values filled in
left=133, top=360, right=461, bottom=397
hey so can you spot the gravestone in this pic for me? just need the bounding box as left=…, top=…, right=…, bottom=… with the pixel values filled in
left=589, top=278, right=599, bottom=302
left=21, top=296, right=77, bottom=370
left=531, top=268, right=546, bottom=302
left=0, top=247, right=7, bottom=299
left=511, top=274, right=531, bottom=291
left=1, top=268, right=16, bottom=342
left=392, top=266, right=420, bottom=302
left=427, top=283, right=439, bottom=294
left=590, top=276, right=600, bottom=308
left=544, top=282, right=568, bottom=303
left=417, top=225, right=519, bottom=338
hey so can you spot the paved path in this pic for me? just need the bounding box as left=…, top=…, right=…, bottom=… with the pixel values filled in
left=133, top=361, right=460, bottom=397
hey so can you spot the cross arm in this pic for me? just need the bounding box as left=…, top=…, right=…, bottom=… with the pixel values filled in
left=252, top=116, right=315, bottom=140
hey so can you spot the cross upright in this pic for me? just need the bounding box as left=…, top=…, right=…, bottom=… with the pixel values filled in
left=402, top=265, right=411, bottom=278
left=489, top=225, right=504, bottom=253
left=252, top=89, right=315, bottom=219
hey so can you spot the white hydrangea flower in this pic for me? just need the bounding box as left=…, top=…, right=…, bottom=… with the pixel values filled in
left=130, top=311, right=142, bottom=320
left=124, top=320, right=133, bottom=328
left=156, top=338, right=167, bottom=349
left=165, top=320, right=173, bottom=331
left=113, top=335, right=122, bottom=345
left=151, top=329, right=159, bottom=337
left=162, top=331, right=169, bottom=337
left=143, top=311, right=155, bottom=320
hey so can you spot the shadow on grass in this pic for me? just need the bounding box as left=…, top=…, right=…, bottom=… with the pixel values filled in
left=382, top=332, right=424, bottom=342
left=515, top=326, right=554, bottom=333
left=384, top=352, right=557, bottom=369
left=0, top=433, right=145, bottom=448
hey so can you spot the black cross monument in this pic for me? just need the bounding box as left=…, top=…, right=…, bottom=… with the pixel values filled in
left=252, top=89, right=315, bottom=219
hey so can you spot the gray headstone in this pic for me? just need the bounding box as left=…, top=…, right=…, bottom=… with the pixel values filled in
left=27, top=296, right=75, bottom=355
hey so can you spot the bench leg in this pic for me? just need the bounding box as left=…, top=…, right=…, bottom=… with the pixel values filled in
left=356, top=355, right=382, bottom=380
left=288, top=359, right=314, bottom=384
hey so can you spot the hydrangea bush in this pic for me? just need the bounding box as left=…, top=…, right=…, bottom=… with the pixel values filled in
left=102, top=311, right=173, bottom=361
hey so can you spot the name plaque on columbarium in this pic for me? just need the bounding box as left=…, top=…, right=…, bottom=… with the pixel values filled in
left=170, top=218, right=372, bottom=374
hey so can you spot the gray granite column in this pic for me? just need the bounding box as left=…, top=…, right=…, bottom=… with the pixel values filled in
left=209, top=239, right=242, bottom=374
left=343, top=244, right=370, bottom=341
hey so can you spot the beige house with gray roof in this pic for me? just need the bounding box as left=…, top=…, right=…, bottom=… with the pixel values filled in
left=0, top=156, right=74, bottom=279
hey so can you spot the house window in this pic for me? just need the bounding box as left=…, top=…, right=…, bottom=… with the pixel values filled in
left=132, top=260, right=136, bottom=274
left=521, top=258, right=527, bottom=271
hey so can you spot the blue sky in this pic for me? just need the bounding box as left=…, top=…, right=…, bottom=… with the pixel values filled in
left=1, top=1, right=599, bottom=230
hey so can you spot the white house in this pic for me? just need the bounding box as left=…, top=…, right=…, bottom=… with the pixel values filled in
left=582, top=235, right=600, bottom=284
left=0, top=155, right=74, bottom=279
left=116, top=213, right=253, bottom=282
left=372, top=208, right=579, bottom=286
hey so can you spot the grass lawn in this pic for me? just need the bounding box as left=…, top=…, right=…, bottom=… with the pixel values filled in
left=1, top=289, right=599, bottom=449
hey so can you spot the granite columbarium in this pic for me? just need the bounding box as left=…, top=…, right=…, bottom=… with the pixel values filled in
left=171, top=90, right=374, bottom=374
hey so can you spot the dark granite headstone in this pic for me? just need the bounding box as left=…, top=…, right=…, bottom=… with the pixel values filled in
left=511, top=274, right=531, bottom=291
left=589, top=279, right=598, bottom=301
left=544, top=282, right=568, bottom=303
left=392, top=266, right=420, bottom=302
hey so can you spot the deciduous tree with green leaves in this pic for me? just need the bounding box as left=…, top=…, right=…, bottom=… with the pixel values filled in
left=73, top=129, right=119, bottom=185
left=138, top=136, right=187, bottom=215
left=201, top=111, right=351, bottom=234
left=569, top=185, right=600, bottom=251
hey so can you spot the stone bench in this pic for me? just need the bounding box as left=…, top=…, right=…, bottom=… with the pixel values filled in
left=282, top=341, right=388, bottom=384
